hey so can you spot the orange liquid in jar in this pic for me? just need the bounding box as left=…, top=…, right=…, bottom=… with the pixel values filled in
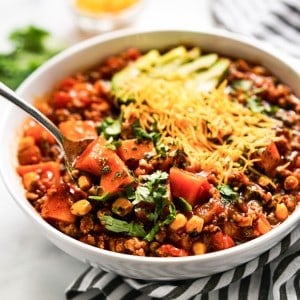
left=75, top=0, right=140, bottom=15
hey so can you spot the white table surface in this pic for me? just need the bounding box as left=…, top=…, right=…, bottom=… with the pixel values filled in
left=0, top=1, right=215, bottom=299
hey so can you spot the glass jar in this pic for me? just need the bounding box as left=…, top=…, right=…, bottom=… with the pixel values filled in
left=71, top=0, right=145, bottom=34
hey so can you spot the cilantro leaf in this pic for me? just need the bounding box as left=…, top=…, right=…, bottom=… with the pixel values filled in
left=131, top=170, right=173, bottom=242
left=99, top=116, right=122, bottom=140
left=100, top=171, right=174, bottom=242
left=174, top=197, right=192, bottom=212
left=218, top=183, right=239, bottom=205
left=247, top=97, right=265, bottom=114
left=132, top=171, right=168, bottom=206
left=144, top=203, right=176, bottom=242
left=247, top=97, right=279, bottom=115
left=88, top=193, right=110, bottom=202
left=231, top=79, right=253, bottom=91
left=99, top=215, right=146, bottom=237
left=132, top=120, right=161, bottom=142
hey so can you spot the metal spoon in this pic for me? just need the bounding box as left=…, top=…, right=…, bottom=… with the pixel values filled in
left=0, top=81, right=94, bottom=176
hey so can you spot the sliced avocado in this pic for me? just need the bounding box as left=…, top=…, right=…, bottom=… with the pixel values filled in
left=112, top=46, right=230, bottom=104
left=158, top=46, right=188, bottom=64
left=176, top=53, right=218, bottom=77
left=194, top=58, right=230, bottom=82
left=151, top=47, right=202, bottom=78
left=134, top=49, right=160, bottom=70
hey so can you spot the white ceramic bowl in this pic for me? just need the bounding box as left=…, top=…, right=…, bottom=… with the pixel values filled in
left=1, top=29, right=300, bottom=280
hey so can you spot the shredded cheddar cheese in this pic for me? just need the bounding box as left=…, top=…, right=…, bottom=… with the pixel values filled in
left=120, top=76, right=280, bottom=182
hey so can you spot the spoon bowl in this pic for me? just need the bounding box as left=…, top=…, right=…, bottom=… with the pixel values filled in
left=0, top=81, right=93, bottom=175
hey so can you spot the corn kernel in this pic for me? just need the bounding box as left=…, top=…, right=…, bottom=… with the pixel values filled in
left=192, top=242, right=207, bottom=255
left=169, top=213, right=187, bottom=231
left=78, top=175, right=92, bottom=190
left=23, top=171, right=40, bottom=191
left=275, top=203, right=289, bottom=222
left=18, top=136, right=35, bottom=151
left=112, top=197, right=133, bottom=217
left=185, top=215, right=204, bottom=234
left=71, top=199, right=92, bottom=216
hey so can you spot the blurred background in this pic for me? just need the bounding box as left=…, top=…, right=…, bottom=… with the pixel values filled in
left=0, top=0, right=299, bottom=299
left=0, top=0, right=214, bottom=47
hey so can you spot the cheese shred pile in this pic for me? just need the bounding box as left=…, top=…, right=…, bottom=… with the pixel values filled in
left=121, top=76, right=279, bottom=182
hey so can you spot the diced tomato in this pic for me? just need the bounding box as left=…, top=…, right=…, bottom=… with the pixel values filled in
left=169, top=167, right=211, bottom=206
left=93, top=80, right=109, bottom=95
left=52, top=90, right=73, bottom=108
left=58, top=120, right=97, bottom=141
left=41, top=184, right=76, bottom=223
left=23, top=119, right=56, bottom=144
left=71, top=82, right=95, bottom=106
left=117, top=139, right=154, bottom=162
left=157, top=244, right=188, bottom=257
left=17, top=161, right=61, bottom=187
left=75, top=136, right=134, bottom=194
left=57, top=77, right=77, bottom=90
left=210, top=231, right=235, bottom=251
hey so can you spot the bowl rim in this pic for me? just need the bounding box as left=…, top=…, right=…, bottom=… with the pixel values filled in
left=14, top=27, right=300, bottom=92
left=1, top=27, right=300, bottom=267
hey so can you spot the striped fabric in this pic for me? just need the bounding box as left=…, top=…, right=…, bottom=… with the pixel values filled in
left=66, top=226, right=300, bottom=300
left=212, top=0, right=300, bottom=58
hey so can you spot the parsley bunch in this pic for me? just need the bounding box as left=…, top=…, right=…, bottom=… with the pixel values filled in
left=0, top=26, right=64, bottom=89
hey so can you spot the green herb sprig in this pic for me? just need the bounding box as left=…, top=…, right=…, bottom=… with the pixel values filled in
left=0, top=25, right=65, bottom=89
left=218, top=183, right=239, bottom=205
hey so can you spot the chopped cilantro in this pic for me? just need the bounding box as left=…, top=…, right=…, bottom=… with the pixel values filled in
left=0, top=25, right=64, bottom=89
left=132, top=171, right=168, bottom=206
left=144, top=203, right=176, bottom=242
left=247, top=96, right=279, bottom=115
left=124, top=170, right=174, bottom=242
left=99, top=215, right=146, bottom=237
left=174, top=197, right=192, bottom=212
left=247, top=97, right=265, bottom=114
left=231, top=79, right=253, bottom=91
left=132, top=120, right=161, bottom=142
left=218, top=183, right=239, bottom=205
left=155, top=142, right=169, bottom=158
left=88, top=193, right=110, bottom=201
left=99, top=116, right=122, bottom=140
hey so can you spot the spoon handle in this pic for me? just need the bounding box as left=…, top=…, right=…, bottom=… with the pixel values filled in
left=0, top=81, right=64, bottom=148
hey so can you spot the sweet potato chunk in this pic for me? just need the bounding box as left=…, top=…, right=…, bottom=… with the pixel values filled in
left=41, top=185, right=76, bottom=223
left=117, top=139, right=154, bottom=162
left=58, top=120, right=97, bottom=141
left=259, top=141, right=281, bottom=177
left=17, top=161, right=61, bottom=187
left=75, top=136, right=135, bottom=194
left=23, top=118, right=56, bottom=144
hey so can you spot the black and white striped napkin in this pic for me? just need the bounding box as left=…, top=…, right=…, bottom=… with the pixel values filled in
left=66, top=226, right=300, bottom=300
left=65, top=1, right=300, bottom=299
left=212, top=0, right=300, bottom=59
